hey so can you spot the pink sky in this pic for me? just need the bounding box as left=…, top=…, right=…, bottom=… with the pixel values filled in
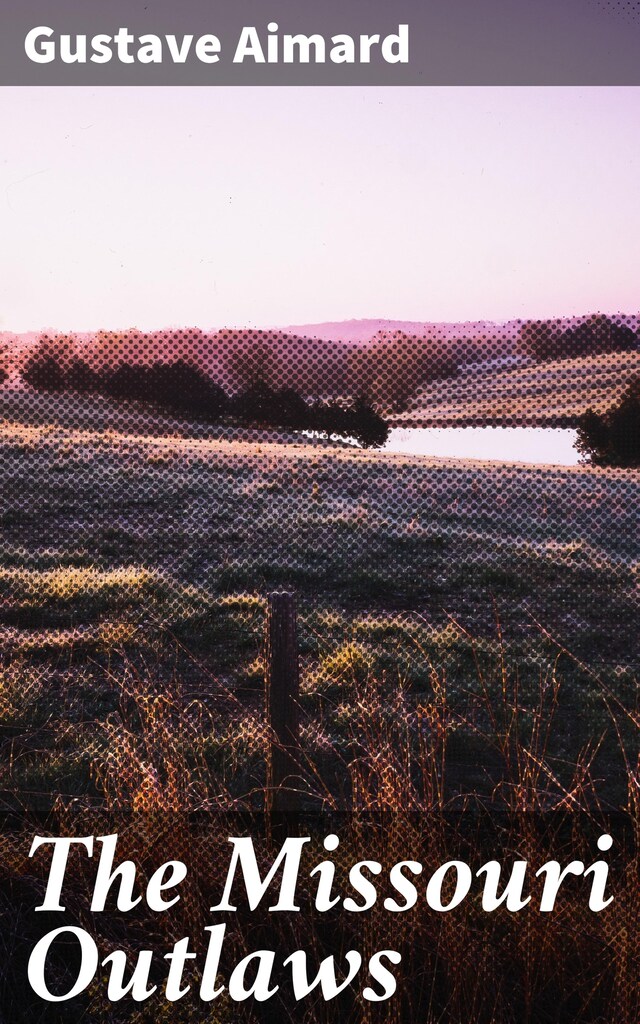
left=0, top=86, right=638, bottom=332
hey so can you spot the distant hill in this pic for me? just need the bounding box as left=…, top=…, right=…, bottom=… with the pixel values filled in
left=279, top=318, right=520, bottom=345
left=280, top=314, right=640, bottom=345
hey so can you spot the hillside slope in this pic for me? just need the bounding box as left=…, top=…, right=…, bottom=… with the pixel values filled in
left=392, top=349, right=640, bottom=426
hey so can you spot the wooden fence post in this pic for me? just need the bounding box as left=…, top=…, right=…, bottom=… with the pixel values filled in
left=265, top=591, right=301, bottom=832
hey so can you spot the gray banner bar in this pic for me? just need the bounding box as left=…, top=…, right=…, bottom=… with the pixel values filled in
left=1, top=0, right=640, bottom=85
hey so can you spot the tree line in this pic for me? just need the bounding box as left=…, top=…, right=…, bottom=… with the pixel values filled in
left=21, top=345, right=389, bottom=449
left=7, top=315, right=638, bottom=422
left=519, top=314, right=638, bottom=363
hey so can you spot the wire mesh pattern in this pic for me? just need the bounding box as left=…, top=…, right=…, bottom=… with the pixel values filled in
left=0, top=318, right=638, bottom=1022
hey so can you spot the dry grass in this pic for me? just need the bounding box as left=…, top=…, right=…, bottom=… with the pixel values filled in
left=394, top=349, right=640, bottom=426
left=1, top=620, right=638, bottom=1024
left=0, top=392, right=637, bottom=1022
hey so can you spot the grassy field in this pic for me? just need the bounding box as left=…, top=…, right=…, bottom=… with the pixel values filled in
left=0, top=391, right=638, bottom=1023
left=1, top=401, right=637, bottom=641
left=393, top=349, right=640, bottom=425
left=0, top=393, right=637, bottom=804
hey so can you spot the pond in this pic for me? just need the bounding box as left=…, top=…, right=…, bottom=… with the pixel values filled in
left=383, top=427, right=581, bottom=466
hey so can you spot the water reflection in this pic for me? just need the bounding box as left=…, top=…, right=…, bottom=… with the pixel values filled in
left=383, top=427, right=580, bottom=466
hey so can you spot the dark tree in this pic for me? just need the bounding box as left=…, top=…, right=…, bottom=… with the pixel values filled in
left=21, top=334, right=80, bottom=391
left=308, top=396, right=388, bottom=448
left=576, top=378, right=640, bottom=467
left=23, top=353, right=67, bottom=391
left=145, top=361, right=228, bottom=420
left=101, top=359, right=228, bottom=422
left=348, top=396, right=389, bottom=448
left=66, top=358, right=102, bottom=394
left=519, top=320, right=564, bottom=362
left=271, top=387, right=309, bottom=429
left=102, top=363, right=151, bottom=402
left=520, top=315, right=638, bottom=363
left=309, top=400, right=350, bottom=441
left=232, top=378, right=281, bottom=425
left=562, top=314, right=637, bottom=360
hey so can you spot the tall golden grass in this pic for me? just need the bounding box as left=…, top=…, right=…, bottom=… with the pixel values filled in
left=1, top=619, right=638, bottom=1024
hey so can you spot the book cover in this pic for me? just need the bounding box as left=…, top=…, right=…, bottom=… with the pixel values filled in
left=0, top=2, right=638, bottom=1021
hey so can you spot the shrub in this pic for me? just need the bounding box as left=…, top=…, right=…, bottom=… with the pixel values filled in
left=66, top=357, right=101, bottom=393
left=576, top=378, right=640, bottom=467
left=308, top=396, right=389, bottom=448
left=22, top=353, right=67, bottom=391
left=521, top=314, right=638, bottom=363
left=145, top=360, right=228, bottom=419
